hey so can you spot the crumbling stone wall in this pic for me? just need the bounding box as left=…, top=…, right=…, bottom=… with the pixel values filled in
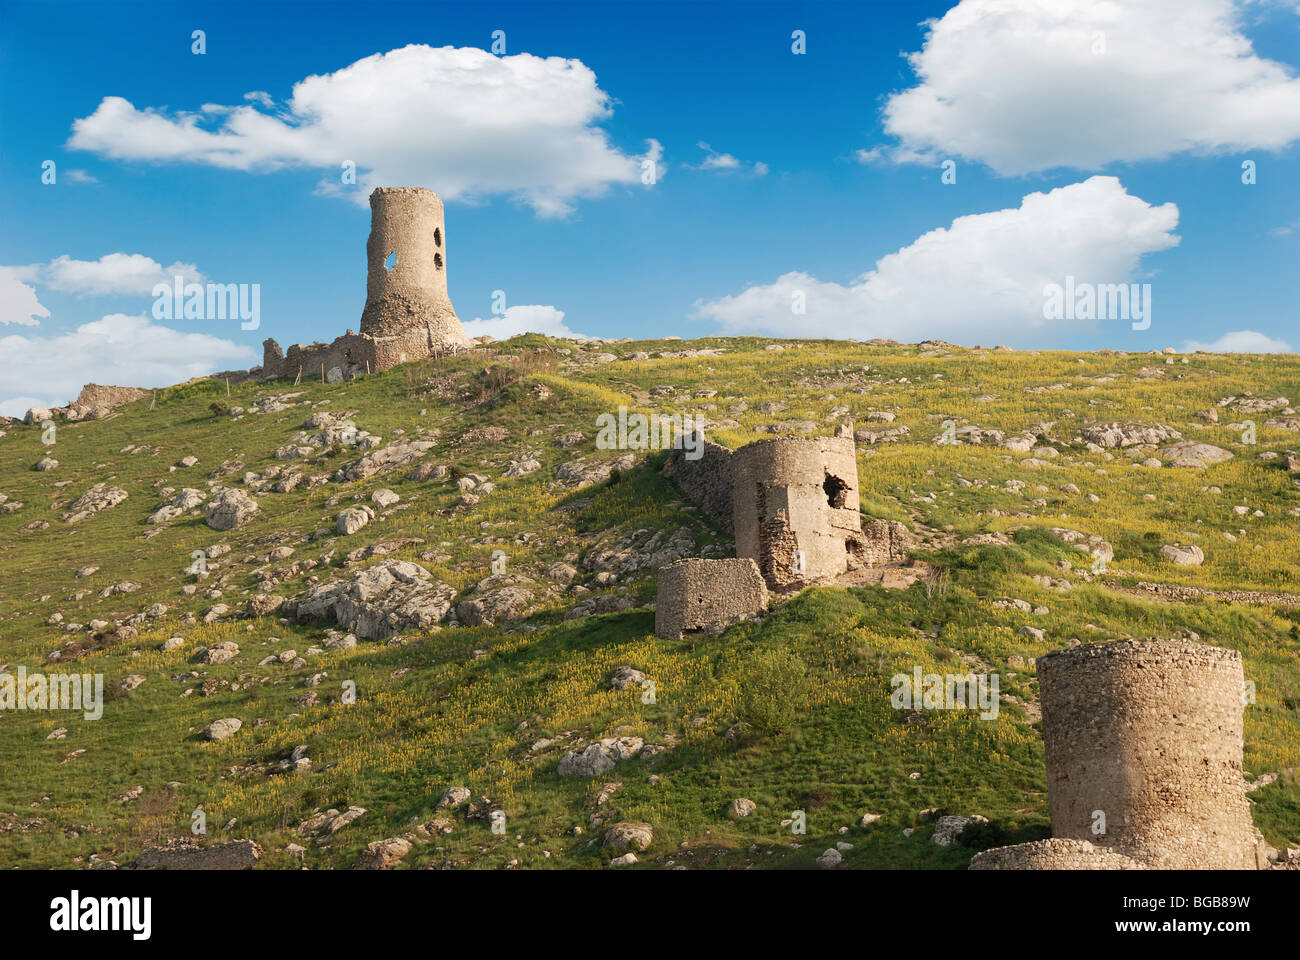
left=663, top=433, right=911, bottom=580
left=260, top=186, right=471, bottom=381
left=731, top=436, right=865, bottom=590
left=134, top=839, right=262, bottom=870
left=972, top=638, right=1264, bottom=870
left=969, top=838, right=1145, bottom=870
left=260, top=331, right=375, bottom=383
left=858, top=518, right=912, bottom=566
left=662, top=432, right=734, bottom=531
left=655, top=558, right=768, bottom=639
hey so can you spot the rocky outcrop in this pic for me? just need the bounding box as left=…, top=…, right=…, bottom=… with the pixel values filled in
left=603, top=822, right=653, bottom=852
left=66, top=383, right=147, bottom=421
left=1080, top=422, right=1181, bottom=448
left=728, top=798, right=757, bottom=818
left=205, top=488, right=260, bottom=530
left=556, top=737, right=644, bottom=777
left=1158, top=441, right=1233, bottom=469
left=1218, top=395, right=1289, bottom=414
left=855, top=424, right=911, bottom=445
left=338, top=439, right=436, bottom=482
left=455, top=573, right=534, bottom=627
left=201, top=717, right=242, bottom=741
left=195, top=641, right=239, bottom=665
left=1050, top=527, right=1113, bottom=563
left=553, top=453, right=637, bottom=490
left=336, top=505, right=375, bottom=535
left=354, top=837, right=413, bottom=870
left=1161, top=543, right=1205, bottom=566
left=148, top=488, right=207, bottom=524
left=585, top=526, right=697, bottom=577
left=63, top=484, right=128, bottom=524
left=298, top=806, right=367, bottom=844
left=293, top=559, right=456, bottom=639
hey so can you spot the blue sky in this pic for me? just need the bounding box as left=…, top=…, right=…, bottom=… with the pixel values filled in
left=1, top=0, right=1298, bottom=414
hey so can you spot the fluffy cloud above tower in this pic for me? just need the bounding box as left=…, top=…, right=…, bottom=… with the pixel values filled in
left=69, top=44, right=661, bottom=216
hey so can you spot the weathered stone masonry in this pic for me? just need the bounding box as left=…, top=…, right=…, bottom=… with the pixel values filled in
left=972, top=638, right=1267, bottom=870
left=663, top=431, right=912, bottom=596
left=259, top=187, right=472, bottom=382
left=654, top=558, right=768, bottom=640
left=731, top=436, right=866, bottom=590
left=969, top=838, right=1145, bottom=870
left=662, top=432, right=734, bottom=531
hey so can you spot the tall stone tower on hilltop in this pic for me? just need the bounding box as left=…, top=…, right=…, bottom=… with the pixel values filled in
left=359, top=187, right=472, bottom=362
left=256, top=186, right=473, bottom=382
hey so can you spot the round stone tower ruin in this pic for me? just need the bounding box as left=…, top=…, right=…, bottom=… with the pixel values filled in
left=358, top=187, right=472, bottom=364
left=1036, top=638, right=1259, bottom=869
left=731, top=436, right=865, bottom=590
left=255, top=186, right=473, bottom=382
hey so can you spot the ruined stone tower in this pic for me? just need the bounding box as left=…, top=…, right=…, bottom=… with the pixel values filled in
left=731, top=436, right=865, bottom=590
left=255, top=186, right=473, bottom=382
left=1037, top=638, right=1258, bottom=869
left=972, top=638, right=1266, bottom=870
left=359, top=187, right=471, bottom=363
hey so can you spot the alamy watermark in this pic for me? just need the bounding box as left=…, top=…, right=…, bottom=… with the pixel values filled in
left=1, top=667, right=104, bottom=720
left=595, top=406, right=705, bottom=460
left=152, top=275, right=260, bottom=330
left=890, top=665, right=999, bottom=720
left=50, top=890, right=150, bottom=940
left=1043, top=276, right=1151, bottom=330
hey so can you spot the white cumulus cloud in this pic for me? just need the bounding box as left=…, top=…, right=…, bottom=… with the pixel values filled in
left=1183, top=329, right=1294, bottom=352
left=68, top=44, right=661, bottom=217
left=695, top=141, right=768, bottom=175
left=691, top=176, right=1179, bottom=345
left=0, top=313, right=257, bottom=417
left=874, top=0, right=1300, bottom=174
left=461, top=304, right=588, bottom=340
left=0, top=266, right=50, bottom=326
left=42, top=253, right=205, bottom=297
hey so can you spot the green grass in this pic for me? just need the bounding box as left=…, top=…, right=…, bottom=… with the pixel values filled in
left=1, top=336, right=1298, bottom=868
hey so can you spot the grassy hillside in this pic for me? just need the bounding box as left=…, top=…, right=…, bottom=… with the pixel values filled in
left=1, top=336, right=1298, bottom=869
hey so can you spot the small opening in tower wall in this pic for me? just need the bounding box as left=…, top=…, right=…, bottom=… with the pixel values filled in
left=434, top=252, right=443, bottom=269
left=823, top=473, right=848, bottom=509
left=434, top=228, right=442, bottom=247
left=384, top=251, right=396, bottom=271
